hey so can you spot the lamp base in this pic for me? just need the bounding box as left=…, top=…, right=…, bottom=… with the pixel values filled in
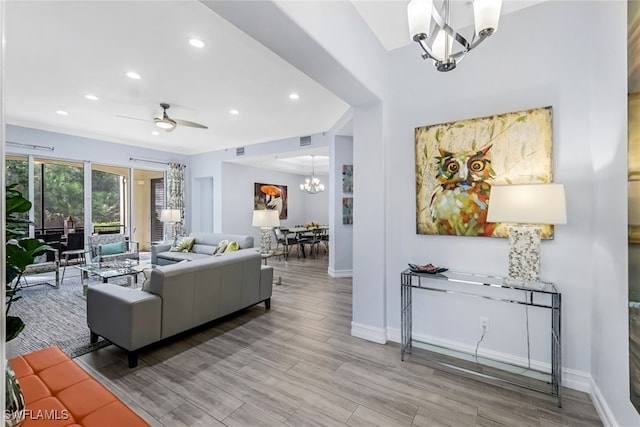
left=507, top=225, right=541, bottom=285
left=259, top=227, right=272, bottom=256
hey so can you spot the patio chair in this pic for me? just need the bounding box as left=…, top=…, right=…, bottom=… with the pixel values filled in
left=22, top=248, right=60, bottom=288
left=87, top=234, right=139, bottom=265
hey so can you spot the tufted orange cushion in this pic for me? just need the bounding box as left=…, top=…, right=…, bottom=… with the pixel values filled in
left=9, top=347, right=149, bottom=427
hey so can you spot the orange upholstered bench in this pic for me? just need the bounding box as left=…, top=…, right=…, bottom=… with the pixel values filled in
left=9, top=346, right=149, bottom=427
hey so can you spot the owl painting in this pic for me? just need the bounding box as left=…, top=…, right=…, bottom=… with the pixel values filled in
left=415, top=107, right=553, bottom=237
left=429, top=145, right=496, bottom=237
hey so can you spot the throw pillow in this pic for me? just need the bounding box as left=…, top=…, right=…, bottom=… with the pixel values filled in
left=213, top=239, right=229, bottom=255
left=170, top=236, right=195, bottom=253
left=224, top=241, right=239, bottom=253
left=141, top=268, right=152, bottom=292
left=99, top=241, right=125, bottom=256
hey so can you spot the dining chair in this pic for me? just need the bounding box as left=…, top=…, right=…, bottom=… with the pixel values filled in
left=272, top=227, right=291, bottom=261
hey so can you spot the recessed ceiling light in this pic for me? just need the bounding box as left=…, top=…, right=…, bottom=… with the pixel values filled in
left=126, top=71, right=141, bottom=80
left=230, top=109, right=239, bottom=115
left=56, top=110, right=68, bottom=116
left=151, top=131, right=160, bottom=136
left=189, top=38, right=205, bottom=48
left=85, top=94, right=98, bottom=101
left=289, top=93, right=300, bottom=100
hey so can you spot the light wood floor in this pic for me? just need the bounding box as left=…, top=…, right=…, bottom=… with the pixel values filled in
left=76, top=255, right=602, bottom=427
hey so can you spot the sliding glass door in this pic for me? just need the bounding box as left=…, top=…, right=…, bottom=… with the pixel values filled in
left=132, top=169, right=164, bottom=251
left=33, top=158, right=84, bottom=235
left=5, top=156, right=167, bottom=252
left=91, top=164, right=129, bottom=235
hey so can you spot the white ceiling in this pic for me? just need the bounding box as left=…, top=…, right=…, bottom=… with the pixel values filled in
left=5, top=0, right=349, bottom=156
left=5, top=0, right=544, bottom=170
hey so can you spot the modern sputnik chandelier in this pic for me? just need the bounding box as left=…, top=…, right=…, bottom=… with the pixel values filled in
left=407, top=0, right=502, bottom=72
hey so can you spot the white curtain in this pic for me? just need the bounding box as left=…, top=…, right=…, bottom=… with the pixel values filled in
left=167, top=163, right=186, bottom=237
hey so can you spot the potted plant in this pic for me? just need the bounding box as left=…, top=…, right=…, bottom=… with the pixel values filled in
left=5, top=184, right=50, bottom=348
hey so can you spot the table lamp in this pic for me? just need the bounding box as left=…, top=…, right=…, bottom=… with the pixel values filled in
left=252, top=209, right=280, bottom=255
left=160, top=209, right=181, bottom=244
left=486, top=183, right=567, bottom=286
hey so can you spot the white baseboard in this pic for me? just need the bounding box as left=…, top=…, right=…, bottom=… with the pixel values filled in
left=351, top=322, right=386, bottom=344
left=386, top=327, right=591, bottom=393
left=589, top=377, right=617, bottom=427
left=328, top=268, right=352, bottom=278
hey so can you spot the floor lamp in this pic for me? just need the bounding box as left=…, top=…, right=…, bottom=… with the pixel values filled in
left=160, top=209, right=181, bottom=245
left=252, top=210, right=280, bottom=255
left=486, top=183, right=567, bottom=287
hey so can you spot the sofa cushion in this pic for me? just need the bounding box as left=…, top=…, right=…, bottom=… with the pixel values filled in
left=189, top=232, right=254, bottom=249
left=213, top=240, right=229, bottom=255
left=224, top=241, right=240, bottom=253
left=170, top=236, right=195, bottom=253
left=191, top=244, right=216, bottom=255
left=99, top=241, right=125, bottom=255
left=156, top=251, right=211, bottom=263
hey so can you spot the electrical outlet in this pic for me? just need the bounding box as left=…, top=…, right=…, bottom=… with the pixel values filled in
left=480, top=316, right=489, bottom=332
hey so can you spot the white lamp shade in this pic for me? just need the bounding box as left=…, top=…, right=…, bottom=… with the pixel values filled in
left=160, top=209, right=181, bottom=223
left=473, top=0, right=502, bottom=36
left=486, top=184, right=567, bottom=225
left=432, top=29, right=453, bottom=61
left=407, top=0, right=433, bottom=40
left=252, top=209, right=280, bottom=227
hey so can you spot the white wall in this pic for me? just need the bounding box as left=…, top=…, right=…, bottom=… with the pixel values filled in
left=212, top=162, right=328, bottom=246
left=6, top=125, right=186, bottom=169
left=381, top=1, right=631, bottom=425
left=588, top=2, right=637, bottom=425
left=329, top=135, right=353, bottom=276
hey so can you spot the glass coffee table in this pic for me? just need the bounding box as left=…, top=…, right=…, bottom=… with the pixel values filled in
left=76, top=260, right=155, bottom=295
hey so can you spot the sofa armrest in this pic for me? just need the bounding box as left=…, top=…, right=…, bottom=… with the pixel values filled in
left=87, top=284, right=161, bottom=351
left=151, top=243, right=172, bottom=264
left=259, top=265, right=274, bottom=303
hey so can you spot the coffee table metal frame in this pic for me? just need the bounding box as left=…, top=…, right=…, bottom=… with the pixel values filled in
left=76, top=260, right=149, bottom=295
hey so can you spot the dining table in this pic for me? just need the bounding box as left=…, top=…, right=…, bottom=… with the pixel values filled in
left=280, top=226, right=329, bottom=258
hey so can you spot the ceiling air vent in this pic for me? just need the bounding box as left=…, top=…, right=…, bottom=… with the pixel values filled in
left=236, top=147, right=245, bottom=156
left=300, top=136, right=312, bottom=147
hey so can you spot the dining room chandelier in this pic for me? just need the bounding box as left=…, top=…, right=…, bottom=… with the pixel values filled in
left=407, top=0, right=502, bottom=72
left=300, top=155, right=325, bottom=194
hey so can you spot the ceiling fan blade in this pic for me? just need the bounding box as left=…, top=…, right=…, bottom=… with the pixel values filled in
left=115, top=114, right=152, bottom=123
left=174, top=118, right=208, bottom=129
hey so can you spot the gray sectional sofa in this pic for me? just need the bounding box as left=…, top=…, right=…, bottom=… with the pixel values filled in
left=86, top=250, right=273, bottom=367
left=151, top=232, right=254, bottom=265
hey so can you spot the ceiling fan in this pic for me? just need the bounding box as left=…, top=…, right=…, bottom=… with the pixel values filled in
left=117, top=103, right=208, bottom=132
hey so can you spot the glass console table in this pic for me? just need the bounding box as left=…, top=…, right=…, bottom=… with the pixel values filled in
left=401, top=269, right=562, bottom=407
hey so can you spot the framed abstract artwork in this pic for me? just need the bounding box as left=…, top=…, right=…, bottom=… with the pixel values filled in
left=415, top=106, right=553, bottom=238
left=342, top=197, right=353, bottom=225
left=342, top=165, right=353, bottom=193
left=254, top=183, right=288, bottom=219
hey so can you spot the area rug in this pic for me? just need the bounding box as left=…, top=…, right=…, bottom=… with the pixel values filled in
left=9, top=273, right=123, bottom=359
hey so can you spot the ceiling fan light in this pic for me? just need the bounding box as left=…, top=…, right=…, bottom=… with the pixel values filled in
left=473, top=0, right=502, bottom=37
left=155, top=120, right=175, bottom=130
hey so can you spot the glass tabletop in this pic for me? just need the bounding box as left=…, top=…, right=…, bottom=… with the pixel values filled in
left=402, top=268, right=559, bottom=294
left=77, top=260, right=155, bottom=279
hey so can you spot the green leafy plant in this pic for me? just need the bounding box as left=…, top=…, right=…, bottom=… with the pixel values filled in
left=5, top=184, right=50, bottom=341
